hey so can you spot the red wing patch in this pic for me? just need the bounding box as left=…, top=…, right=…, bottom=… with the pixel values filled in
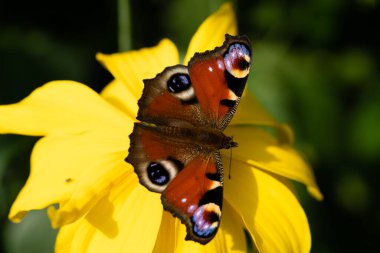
left=162, top=154, right=223, bottom=244
left=188, top=35, right=251, bottom=129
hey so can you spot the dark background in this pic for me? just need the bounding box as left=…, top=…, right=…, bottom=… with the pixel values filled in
left=1, top=0, right=379, bottom=252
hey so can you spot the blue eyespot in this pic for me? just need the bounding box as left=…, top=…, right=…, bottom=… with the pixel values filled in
left=191, top=204, right=220, bottom=238
left=224, top=43, right=251, bottom=78
left=147, top=162, right=170, bottom=185
left=167, top=74, right=191, bottom=93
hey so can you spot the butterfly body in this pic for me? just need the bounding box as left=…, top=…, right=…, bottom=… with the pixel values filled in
left=138, top=123, right=237, bottom=150
left=126, top=34, right=251, bottom=244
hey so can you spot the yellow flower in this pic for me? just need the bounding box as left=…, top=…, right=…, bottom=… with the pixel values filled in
left=0, top=3, right=322, bottom=253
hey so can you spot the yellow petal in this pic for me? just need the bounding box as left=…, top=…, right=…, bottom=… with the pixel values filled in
left=184, top=3, right=237, bottom=64
left=153, top=201, right=247, bottom=253
left=97, top=39, right=179, bottom=100
left=101, top=79, right=139, bottom=119
left=10, top=129, right=131, bottom=226
left=152, top=211, right=177, bottom=253
left=224, top=161, right=311, bottom=253
left=224, top=126, right=323, bottom=200
left=56, top=174, right=163, bottom=253
left=231, top=93, right=294, bottom=144
left=0, top=81, right=130, bottom=136
left=220, top=201, right=248, bottom=253
left=3, top=82, right=133, bottom=224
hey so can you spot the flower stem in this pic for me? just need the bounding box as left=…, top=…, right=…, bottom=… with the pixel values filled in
left=117, top=0, right=132, bottom=51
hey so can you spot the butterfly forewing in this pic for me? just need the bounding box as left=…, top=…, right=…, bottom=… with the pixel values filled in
left=162, top=152, right=224, bottom=244
left=188, top=34, right=251, bottom=129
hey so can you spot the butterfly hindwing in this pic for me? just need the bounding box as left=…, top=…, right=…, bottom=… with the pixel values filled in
left=137, top=65, right=208, bottom=128
left=126, top=123, right=193, bottom=193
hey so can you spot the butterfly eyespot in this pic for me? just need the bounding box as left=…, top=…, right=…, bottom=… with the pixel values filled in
left=191, top=203, right=221, bottom=238
left=147, top=162, right=170, bottom=186
left=167, top=74, right=191, bottom=93
left=141, top=159, right=180, bottom=192
left=224, top=43, right=251, bottom=79
left=167, top=73, right=195, bottom=102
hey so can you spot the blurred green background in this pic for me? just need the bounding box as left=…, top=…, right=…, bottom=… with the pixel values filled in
left=1, top=0, right=379, bottom=252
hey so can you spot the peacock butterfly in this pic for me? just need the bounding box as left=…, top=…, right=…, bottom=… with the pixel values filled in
left=126, top=34, right=251, bottom=244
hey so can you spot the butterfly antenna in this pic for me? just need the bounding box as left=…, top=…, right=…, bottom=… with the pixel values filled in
left=228, top=146, right=233, bottom=179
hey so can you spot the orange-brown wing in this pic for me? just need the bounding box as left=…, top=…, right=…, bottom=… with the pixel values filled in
left=137, top=65, right=208, bottom=128
left=137, top=34, right=251, bottom=129
left=162, top=153, right=223, bottom=245
left=126, top=123, right=195, bottom=193
left=126, top=123, right=223, bottom=244
left=188, top=34, right=251, bottom=129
